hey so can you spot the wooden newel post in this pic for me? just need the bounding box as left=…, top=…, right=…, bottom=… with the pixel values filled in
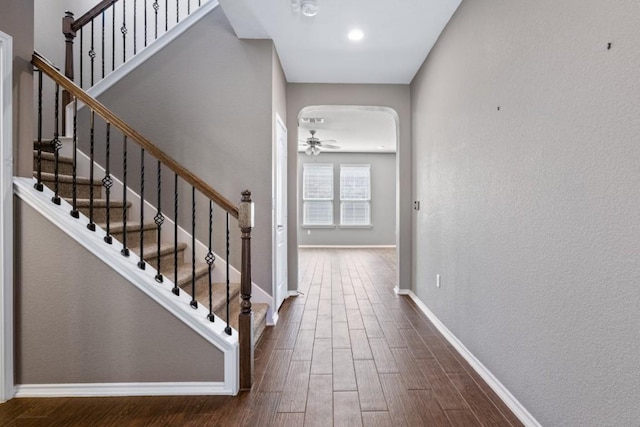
left=238, top=190, right=254, bottom=390
left=62, top=11, right=76, bottom=135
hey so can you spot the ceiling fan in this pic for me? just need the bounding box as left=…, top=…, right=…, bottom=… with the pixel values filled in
left=299, top=130, right=340, bottom=156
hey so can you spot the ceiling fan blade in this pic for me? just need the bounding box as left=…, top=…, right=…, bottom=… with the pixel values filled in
left=321, top=144, right=340, bottom=149
left=305, top=146, right=313, bottom=155
left=319, top=139, right=337, bottom=144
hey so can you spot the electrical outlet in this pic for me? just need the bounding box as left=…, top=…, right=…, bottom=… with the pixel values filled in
left=307, top=230, right=311, bottom=235
left=436, top=274, right=441, bottom=288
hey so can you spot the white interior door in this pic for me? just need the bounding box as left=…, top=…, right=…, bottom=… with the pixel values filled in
left=274, top=114, right=288, bottom=311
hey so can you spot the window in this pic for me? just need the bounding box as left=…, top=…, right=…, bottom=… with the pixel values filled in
left=303, top=164, right=334, bottom=226
left=340, top=164, right=371, bottom=226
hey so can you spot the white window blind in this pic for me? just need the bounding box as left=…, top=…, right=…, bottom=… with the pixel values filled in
left=303, top=164, right=334, bottom=225
left=340, top=164, right=371, bottom=226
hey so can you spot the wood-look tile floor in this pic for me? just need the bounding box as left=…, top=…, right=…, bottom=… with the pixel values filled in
left=0, top=249, right=523, bottom=426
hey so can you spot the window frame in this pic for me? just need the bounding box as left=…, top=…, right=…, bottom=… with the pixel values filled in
left=302, top=163, right=335, bottom=227
left=339, top=164, right=371, bottom=227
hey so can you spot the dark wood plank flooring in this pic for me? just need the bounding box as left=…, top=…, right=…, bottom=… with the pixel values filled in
left=0, top=248, right=522, bottom=426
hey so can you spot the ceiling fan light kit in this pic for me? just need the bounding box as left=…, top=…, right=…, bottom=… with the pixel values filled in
left=301, top=129, right=341, bottom=156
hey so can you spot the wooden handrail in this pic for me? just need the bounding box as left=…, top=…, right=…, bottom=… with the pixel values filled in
left=32, top=51, right=240, bottom=218
left=71, top=0, right=119, bottom=31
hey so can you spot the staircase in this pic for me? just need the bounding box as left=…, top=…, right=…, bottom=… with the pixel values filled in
left=32, top=142, right=269, bottom=342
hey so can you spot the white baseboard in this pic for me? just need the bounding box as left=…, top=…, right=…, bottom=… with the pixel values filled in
left=15, top=382, right=232, bottom=398
left=268, top=311, right=279, bottom=326
left=394, top=286, right=410, bottom=295
left=288, top=290, right=301, bottom=297
left=298, top=245, right=396, bottom=249
left=406, top=291, right=541, bottom=427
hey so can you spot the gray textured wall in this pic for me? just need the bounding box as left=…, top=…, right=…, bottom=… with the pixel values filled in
left=14, top=198, right=224, bottom=384
left=287, top=84, right=411, bottom=291
left=0, top=0, right=34, bottom=177
left=91, top=8, right=276, bottom=295
left=297, top=152, right=396, bottom=246
left=411, top=0, right=640, bottom=425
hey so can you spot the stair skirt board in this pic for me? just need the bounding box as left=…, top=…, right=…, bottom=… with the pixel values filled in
left=14, top=178, right=239, bottom=395
left=406, top=290, right=541, bottom=427
left=71, top=148, right=274, bottom=321
left=65, top=0, right=220, bottom=127
left=14, top=382, right=233, bottom=398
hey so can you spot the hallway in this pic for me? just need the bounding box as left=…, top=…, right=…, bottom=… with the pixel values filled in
left=0, top=249, right=522, bottom=426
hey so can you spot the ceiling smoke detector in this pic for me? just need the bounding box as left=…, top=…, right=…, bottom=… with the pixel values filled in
left=300, top=0, right=319, bottom=17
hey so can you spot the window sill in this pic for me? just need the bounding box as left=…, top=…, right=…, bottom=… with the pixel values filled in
left=339, top=224, right=373, bottom=229
left=301, top=224, right=336, bottom=229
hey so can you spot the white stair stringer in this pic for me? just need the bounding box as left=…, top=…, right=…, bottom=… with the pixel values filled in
left=66, top=0, right=220, bottom=125
left=13, top=177, right=239, bottom=396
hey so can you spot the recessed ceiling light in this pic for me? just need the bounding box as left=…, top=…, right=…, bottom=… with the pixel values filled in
left=348, top=29, right=364, bottom=42
left=300, top=0, right=319, bottom=17
left=378, top=145, right=385, bottom=149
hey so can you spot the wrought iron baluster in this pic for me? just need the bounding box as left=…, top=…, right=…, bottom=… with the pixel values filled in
left=101, top=11, right=105, bottom=79
left=70, top=98, right=79, bottom=218
left=177, top=0, right=179, bottom=22
left=89, top=19, right=95, bottom=86
left=133, top=0, right=137, bottom=55
left=138, top=148, right=146, bottom=269
left=87, top=111, right=96, bottom=231
left=172, top=173, right=180, bottom=295
left=190, top=187, right=197, bottom=309
left=112, top=5, right=116, bottom=71
left=188, top=0, right=191, bottom=15
left=79, top=29, right=84, bottom=88
left=206, top=200, right=215, bottom=322
left=121, top=135, right=130, bottom=256
left=34, top=69, right=43, bottom=191
left=144, top=0, right=148, bottom=47
left=154, top=160, right=164, bottom=282
left=153, top=0, right=159, bottom=39
left=165, top=0, right=168, bottom=31
left=225, top=213, right=232, bottom=335
left=122, top=0, right=128, bottom=62
left=51, top=82, right=61, bottom=205
left=103, top=123, right=113, bottom=244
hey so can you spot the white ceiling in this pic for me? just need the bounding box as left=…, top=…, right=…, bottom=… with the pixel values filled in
left=219, top=0, right=462, bottom=84
left=298, top=106, right=397, bottom=153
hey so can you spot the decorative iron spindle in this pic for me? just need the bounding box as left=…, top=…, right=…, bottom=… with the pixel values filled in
left=190, top=187, right=197, bottom=309
left=153, top=0, right=159, bottom=39
left=51, top=82, right=62, bottom=205
left=79, top=29, right=84, bottom=88
left=154, top=160, right=164, bottom=282
left=225, top=212, right=232, bottom=335
left=70, top=98, right=80, bottom=218
left=133, top=0, right=137, bottom=55
left=165, top=0, right=168, bottom=31
left=112, top=5, right=116, bottom=71
left=121, top=135, right=130, bottom=257
left=144, top=0, right=148, bottom=47
left=89, top=19, right=95, bottom=86
left=188, top=0, right=191, bottom=15
left=122, top=0, right=128, bottom=62
left=103, top=123, right=113, bottom=244
left=138, top=148, right=146, bottom=269
left=176, top=0, right=179, bottom=22
left=101, top=11, right=105, bottom=79
left=172, top=173, right=180, bottom=296
left=87, top=111, right=96, bottom=231
left=206, top=200, right=215, bottom=322
left=34, top=70, right=43, bottom=192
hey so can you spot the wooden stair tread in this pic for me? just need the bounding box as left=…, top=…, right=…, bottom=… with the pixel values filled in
left=134, top=242, right=187, bottom=258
